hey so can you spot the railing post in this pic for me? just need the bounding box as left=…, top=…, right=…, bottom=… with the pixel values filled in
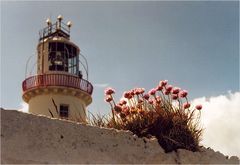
left=62, top=74, right=64, bottom=86
left=40, top=75, right=43, bottom=86
left=53, top=74, right=55, bottom=86
left=56, top=74, right=59, bottom=85
left=46, top=74, right=49, bottom=86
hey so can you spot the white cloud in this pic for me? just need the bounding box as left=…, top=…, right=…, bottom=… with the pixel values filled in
left=94, top=83, right=109, bottom=88
left=191, top=92, right=240, bottom=157
left=19, top=102, right=29, bottom=113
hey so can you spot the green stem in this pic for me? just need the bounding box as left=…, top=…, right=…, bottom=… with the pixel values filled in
left=110, top=103, right=116, bottom=124
left=111, top=95, right=116, bottom=106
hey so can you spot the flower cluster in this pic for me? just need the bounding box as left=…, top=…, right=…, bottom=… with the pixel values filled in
left=103, top=80, right=203, bottom=152
left=104, top=80, right=202, bottom=123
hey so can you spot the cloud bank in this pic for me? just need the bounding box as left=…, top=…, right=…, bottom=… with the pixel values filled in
left=19, top=102, right=29, bottom=113
left=192, top=92, right=240, bottom=157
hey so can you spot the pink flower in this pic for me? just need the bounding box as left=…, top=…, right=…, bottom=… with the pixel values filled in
left=164, top=90, right=170, bottom=95
left=138, top=98, right=144, bottom=104
left=104, top=87, right=115, bottom=95
left=130, top=89, right=135, bottom=96
left=122, top=106, right=130, bottom=116
left=143, top=94, right=150, bottom=100
left=128, top=94, right=133, bottom=99
left=134, top=88, right=145, bottom=95
left=172, top=87, right=181, bottom=94
left=172, top=94, right=178, bottom=100
left=179, top=90, right=188, bottom=98
left=148, top=88, right=157, bottom=95
left=139, top=88, right=145, bottom=94
left=156, top=85, right=163, bottom=91
left=120, top=98, right=127, bottom=105
left=114, top=105, right=122, bottom=113
left=166, top=85, right=173, bottom=92
left=148, top=99, right=154, bottom=104
left=195, top=104, right=202, bottom=110
left=183, top=102, right=191, bottom=109
left=159, top=80, right=168, bottom=87
left=134, top=88, right=140, bottom=95
left=123, top=91, right=129, bottom=98
left=123, top=91, right=132, bottom=99
left=155, top=96, right=161, bottom=104
left=105, top=96, right=112, bottom=102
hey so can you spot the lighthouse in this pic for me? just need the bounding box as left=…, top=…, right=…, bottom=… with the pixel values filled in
left=22, top=16, right=93, bottom=122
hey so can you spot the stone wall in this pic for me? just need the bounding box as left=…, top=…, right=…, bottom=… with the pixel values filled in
left=1, top=109, right=239, bottom=164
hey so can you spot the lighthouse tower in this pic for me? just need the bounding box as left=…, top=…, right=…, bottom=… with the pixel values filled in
left=22, top=16, right=93, bottom=122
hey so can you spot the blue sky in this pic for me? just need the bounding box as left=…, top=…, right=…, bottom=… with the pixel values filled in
left=1, top=1, right=240, bottom=157
left=1, top=1, right=239, bottom=114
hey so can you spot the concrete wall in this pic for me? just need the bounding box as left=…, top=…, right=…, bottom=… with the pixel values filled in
left=1, top=109, right=239, bottom=164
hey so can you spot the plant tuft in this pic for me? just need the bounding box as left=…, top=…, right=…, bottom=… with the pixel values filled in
left=102, top=80, right=203, bottom=153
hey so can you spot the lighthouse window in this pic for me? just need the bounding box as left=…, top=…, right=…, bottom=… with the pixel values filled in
left=48, top=42, right=78, bottom=74
left=49, top=42, right=56, bottom=51
left=73, top=47, right=77, bottom=55
left=60, top=104, right=69, bottom=118
left=49, top=42, right=68, bottom=72
left=49, top=51, right=66, bottom=71
left=57, top=42, right=64, bottom=51
left=68, top=56, right=77, bottom=75
left=66, top=44, right=72, bottom=55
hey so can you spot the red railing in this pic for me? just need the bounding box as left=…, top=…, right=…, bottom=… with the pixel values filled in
left=22, top=74, right=93, bottom=95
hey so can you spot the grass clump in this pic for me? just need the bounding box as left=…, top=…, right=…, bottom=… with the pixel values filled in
left=101, top=80, right=203, bottom=153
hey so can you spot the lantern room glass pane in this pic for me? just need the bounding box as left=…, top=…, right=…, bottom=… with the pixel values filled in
left=57, top=42, right=64, bottom=51
left=48, top=42, right=78, bottom=74
left=73, top=47, right=76, bottom=55
left=66, top=44, right=72, bottom=55
left=49, top=42, right=56, bottom=51
left=68, top=56, right=77, bottom=74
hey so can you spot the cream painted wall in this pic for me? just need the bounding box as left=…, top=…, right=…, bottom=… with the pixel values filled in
left=28, top=93, right=86, bottom=122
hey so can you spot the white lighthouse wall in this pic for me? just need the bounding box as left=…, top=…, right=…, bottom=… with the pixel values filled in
left=28, top=93, right=87, bottom=122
